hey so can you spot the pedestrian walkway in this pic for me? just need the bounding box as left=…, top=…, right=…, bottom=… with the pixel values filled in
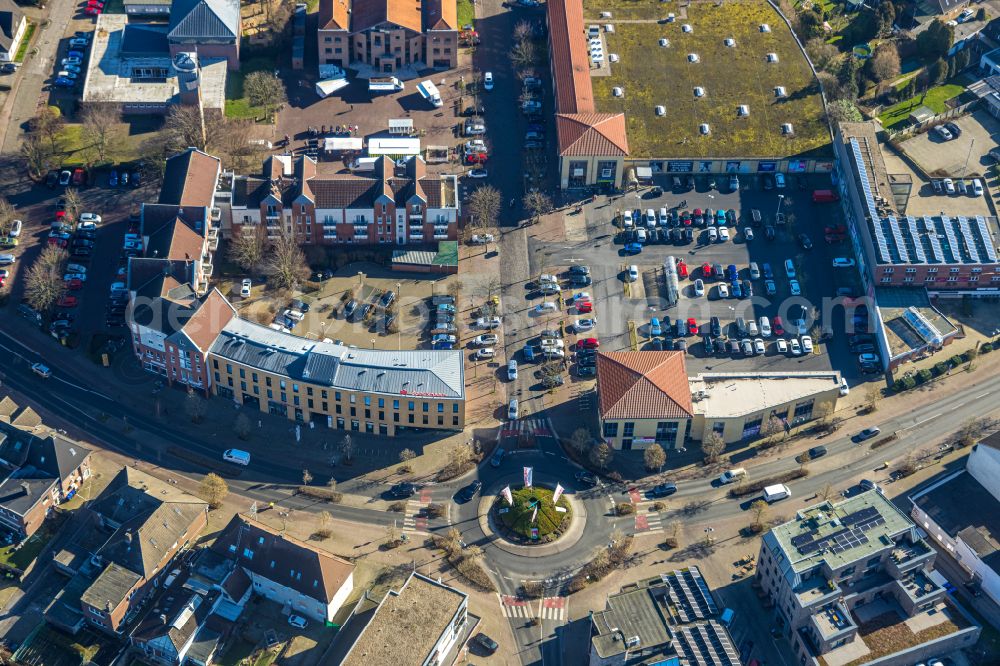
left=634, top=509, right=664, bottom=534
left=539, top=596, right=568, bottom=621
left=402, top=494, right=432, bottom=536
left=498, top=594, right=533, bottom=618
left=501, top=417, right=556, bottom=437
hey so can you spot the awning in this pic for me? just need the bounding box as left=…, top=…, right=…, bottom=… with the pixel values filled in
left=636, top=166, right=653, bottom=180
left=368, top=137, right=421, bottom=156
left=323, top=137, right=363, bottom=152
left=315, top=78, right=349, bottom=98
left=388, top=119, right=413, bottom=132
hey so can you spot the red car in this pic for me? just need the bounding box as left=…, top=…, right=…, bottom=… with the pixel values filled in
left=677, top=261, right=688, bottom=279
left=57, top=295, right=78, bottom=307
left=576, top=301, right=593, bottom=314
left=824, top=224, right=847, bottom=235
left=0, top=270, right=7, bottom=288
left=773, top=316, right=784, bottom=336
left=687, top=318, right=698, bottom=335
left=71, top=167, right=85, bottom=185
left=680, top=211, right=692, bottom=226
left=463, top=153, right=486, bottom=165
left=701, top=263, right=712, bottom=278
left=578, top=337, right=600, bottom=349
left=85, top=6, right=101, bottom=14
left=55, top=210, right=66, bottom=220
left=65, top=278, right=83, bottom=290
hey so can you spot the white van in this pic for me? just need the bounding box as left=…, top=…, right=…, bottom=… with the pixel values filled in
left=718, top=468, right=746, bottom=485
left=351, top=157, right=380, bottom=172
left=223, top=449, right=251, bottom=465
left=759, top=316, right=771, bottom=338
left=763, top=483, right=791, bottom=503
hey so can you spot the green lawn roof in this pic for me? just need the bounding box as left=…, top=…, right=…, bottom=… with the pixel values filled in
left=586, top=0, right=830, bottom=159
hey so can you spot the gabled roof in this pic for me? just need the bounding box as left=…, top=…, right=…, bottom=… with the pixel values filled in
left=352, top=0, right=423, bottom=33
left=212, top=515, right=355, bottom=605
left=423, top=0, right=457, bottom=31
left=318, top=0, right=350, bottom=30
left=556, top=113, right=629, bottom=157
left=547, top=0, right=593, bottom=114
left=159, top=148, right=221, bottom=207
left=168, top=0, right=239, bottom=41
left=141, top=204, right=206, bottom=263
left=596, top=351, right=693, bottom=420
left=172, top=287, right=237, bottom=352
left=28, top=435, right=92, bottom=481
left=0, top=0, right=24, bottom=54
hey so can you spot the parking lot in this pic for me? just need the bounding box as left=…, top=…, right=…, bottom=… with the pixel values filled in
left=898, top=109, right=1000, bottom=181
left=523, top=173, right=871, bottom=379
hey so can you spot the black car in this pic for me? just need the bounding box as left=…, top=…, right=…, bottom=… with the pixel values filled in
left=575, top=470, right=597, bottom=486
left=852, top=427, right=881, bottom=443
left=569, top=265, right=590, bottom=276
left=683, top=227, right=694, bottom=243
left=576, top=364, right=596, bottom=377
left=798, top=233, right=813, bottom=250
left=764, top=225, right=776, bottom=241
left=389, top=483, right=415, bottom=499
left=648, top=482, right=677, bottom=498
left=742, top=279, right=753, bottom=298
left=649, top=338, right=664, bottom=351
left=462, top=104, right=485, bottom=116
left=571, top=274, right=592, bottom=286
left=945, top=122, right=962, bottom=138
left=710, top=316, right=721, bottom=337
left=475, top=633, right=498, bottom=654
left=290, top=298, right=311, bottom=312
left=45, top=171, right=59, bottom=188
left=377, top=291, right=395, bottom=308
left=807, top=446, right=828, bottom=459
left=725, top=209, right=737, bottom=226
left=713, top=263, right=725, bottom=279
left=458, top=480, right=482, bottom=503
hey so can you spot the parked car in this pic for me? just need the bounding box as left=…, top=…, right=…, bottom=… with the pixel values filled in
left=852, top=427, right=881, bottom=443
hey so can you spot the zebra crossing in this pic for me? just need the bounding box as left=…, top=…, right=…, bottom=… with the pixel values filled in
left=635, top=509, right=664, bottom=534
left=497, top=594, right=568, bottom=621
left=501, top=417, right=556, bottom=437
left=401, top=488, right=435, bottom=536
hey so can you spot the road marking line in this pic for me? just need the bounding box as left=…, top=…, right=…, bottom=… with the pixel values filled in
left=904, top=413, right=941, bottom=430
left=974, top=391, right=992, bottom=399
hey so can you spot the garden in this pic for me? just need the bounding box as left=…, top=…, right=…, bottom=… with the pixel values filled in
left=497, top=486, right=571, bottom=543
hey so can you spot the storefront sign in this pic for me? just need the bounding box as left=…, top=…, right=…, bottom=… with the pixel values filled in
left=757, top=161, right=777, bottom=172
left=788, top=160, right=808, bottom=173
left=668, top=161, right=693, bottom=172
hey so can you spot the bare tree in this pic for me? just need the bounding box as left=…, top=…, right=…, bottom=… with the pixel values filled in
left=805, top=38, right=839, bottom=73
left=234, top=413, right=252, bottom=440
left=399, top=448, right=416, bottom=463
left=750, top=499, right=768, bottom=531
left=513, top=20, right=533, bottom=42
left=589, top=441, right=614, bottom=469
left=163, top=105, right=207, bottom=152
left=200, top=473, right=229, bottom=509
left=228, top=227, right=265, bottom=272
left=81, top=104, right=121, bottom=164
left=184, top=393, right=208, bottom=423
left=818, top=482, right=835, bottom=501
left=314, top=510, right=333, bottom=539
left=510, top=40, right=536, bottom=69
left=340, top=433, right=354, bottom=461
left=63, top=188, right=83, bottom=224
left=569, top=427, right=591, bottom=457
left=302, top=469, right=313, bottom=485
left=244, top=71, right=288, bottom=121
left=20, top=135, right=55, bottom=180
left=644, top=443, right=666, bottom=472
left=466, top=185, right=502, bottom=231
left=24, top=246, right=68, bottom=312
left=870, top=44, right=901, bottom=83
left=865, top=386, right=881, bottom=413
left=701, top=432, right=725, bottom=464
left=522, top=191, right=552, bottom=223
left=29, top=106, right=64, bottom=153
left=264, top=231, right=310, bottom=290
left=0, top=199, right=16, bottom=237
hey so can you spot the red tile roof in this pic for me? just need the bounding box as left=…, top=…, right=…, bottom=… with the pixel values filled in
left=556, top=113, right=629, bottom=157
left=181, top=288, right=236, bottom=352
left=597, top=351, right=693, bottom=420
left=352, top=0, right=423, bottom=33
left=547, top=0, right=593, bottom=114
left=318, top=0, right=349, bottom=30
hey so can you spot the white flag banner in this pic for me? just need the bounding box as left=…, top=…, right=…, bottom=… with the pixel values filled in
left=552, top=483, right=565, bottom=505
left=524, top=466, right=533, bottom=488
left=531, top=504, right=538, bottom=524
left=501, top=485, right=513, bottom=506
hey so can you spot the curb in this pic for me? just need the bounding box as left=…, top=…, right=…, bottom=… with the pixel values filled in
left=475, top=485, right=588, bottom=558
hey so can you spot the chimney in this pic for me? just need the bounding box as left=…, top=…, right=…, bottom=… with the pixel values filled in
left=20, top=482, right=29, bottom=495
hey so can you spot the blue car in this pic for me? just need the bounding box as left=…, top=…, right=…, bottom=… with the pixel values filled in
left=67, top=50, right=85, bottom=59
left=624, top=242, right=642, bottom=254
left=726, top=264, right=738, bottom=281
left=762, top=262, right=773, bottom=279
left=109, top=169, right=118, bottom=186
left=730, top=280, right=743, bottom=298
left=650, top=317, right=661, bottom=336
left=54, top=77, right=74, bottom=88
left=523, top=344, right=538, bottom=362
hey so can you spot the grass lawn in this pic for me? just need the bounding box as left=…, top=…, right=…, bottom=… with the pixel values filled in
left=823, top=607, right=967, bottom=666
left=457, top=0, right=474, bottom=28
left=0, top=512, right=64, bottom=571
left=588, top=0, right=829, bottom=158
left=225, top=57, right=275, bottom=120
left=499, top=486, right=571, bottom=539
left=56, top=123, right=149, bottom=167
left=878, top=83, right=966, bottom=129
left=14, top=21, right=36, bottom=63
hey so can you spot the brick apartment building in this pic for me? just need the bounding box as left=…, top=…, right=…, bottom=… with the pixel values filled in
left=167, top=0, right=241, bottom=69
left=227, top=154, right=459, bottom=246
left=317, top=0, right=457, bottom=72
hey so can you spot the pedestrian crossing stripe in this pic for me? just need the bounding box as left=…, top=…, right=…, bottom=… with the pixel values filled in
left=538, top=605, right=567, bottom=620
left=497, top=594, right=533, bottom=618
left=503, top=417, right=556, bottom=436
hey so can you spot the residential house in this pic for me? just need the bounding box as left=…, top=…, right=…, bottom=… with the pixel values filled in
left=316, top=0, right=457, bottom=72
left=0, top=418, right=92, bottom=539
left=167, top=0, right=241, bottom=69
left=211, top=515, right=355, bottom=623
left=909, top=432, right=1000, bottom=607
left=756, top=490, right=980, bottom=664
left=0, top=0, right=26, bottom=63
left=589, top=568, right=740, bottom=666
left=329, top=572, right=470, bottom=666
left=79, top=467, right=208, bottom=635
left=228, top=154, right=459, bottom=246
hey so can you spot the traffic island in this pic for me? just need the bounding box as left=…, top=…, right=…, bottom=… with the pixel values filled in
left=496, top=486, right=571, bottom=544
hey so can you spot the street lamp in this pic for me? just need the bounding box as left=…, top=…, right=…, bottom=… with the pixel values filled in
left=775, top=194, right=785, bottom=220
left=371, top=338, right=376, bottom=349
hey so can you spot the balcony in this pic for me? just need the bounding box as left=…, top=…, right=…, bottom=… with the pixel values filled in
left=207, top=229, right=219, bottom=252
left=810, top=601, right=857, bottom=646
left=410, top=232, right=424, bottom=240
left=895, top=569, right=946, bottom=611
left=794, top=576, right=841, bottom=611
left=433, top=233, right=449, bottom=240
left=886, top=540, right=935, bottom=578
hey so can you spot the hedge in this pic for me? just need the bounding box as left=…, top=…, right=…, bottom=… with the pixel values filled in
left=727, top=467, right=809, bottom=498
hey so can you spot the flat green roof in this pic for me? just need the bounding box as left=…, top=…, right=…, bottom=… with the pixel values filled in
left=433, top=241, right=458, bottom=266
left=586, top=0, right=829, bottom=159
left=770, top=491, right=914, bottom=573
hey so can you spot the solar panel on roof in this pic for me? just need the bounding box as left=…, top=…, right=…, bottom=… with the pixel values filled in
left=906, top=216, right=927, bottom=263
left=975, top=216, right=998, bottom=262
left=887, top=217, right=909, bottom=263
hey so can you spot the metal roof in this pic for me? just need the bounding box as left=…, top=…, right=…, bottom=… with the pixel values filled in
left=211, top=318, right=465, bottom=399
left=168, top=0, right=239, bottom=41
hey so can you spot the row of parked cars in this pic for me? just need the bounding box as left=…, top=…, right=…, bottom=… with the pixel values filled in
left=54, top=32, right=92, bottom=89
left=933, top=177, right=984, bottom=197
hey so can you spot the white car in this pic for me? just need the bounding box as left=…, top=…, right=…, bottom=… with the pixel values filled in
left=789, top=338, right=802, bottom=356
left=693, top=279, right=704, bottom=296
left=972, top=178, right=984, bottom=196
left=832, top=258, right=856, bottom=268
left=483, top=71, right=494, bottom=90
left=470, top=234, right=495, bottom=244
left=574, top=318, right=596, bottom=332
left=8, top=219, right=21, bottom=238
left=539, top=282, right=561, bottom=294
left=801, top=335, right=814, bottom=353
left=789, top=279, right=801, bottom=296
left=474, top=347, right=495, bottom=360
left=63, top=272, right=87, bottom=282
left=79, top=213, right=102, bottom=224
left=288, top=614, right=308, bottom=629
left=62, top=57, right=81, bottom=66
left=540, top=338, right=565, bottom=349
left=943, top=178, right=955, bottom=194
left=240, top=278, right=252, bottom=298
left=718, top=227, right=730, bottom=242
left=626, top=265, right=639, bottom=282
left=717, top=283, right=729, bottom=299
left=57, top=70, right=78, bottom=80
left=707, top=227, right=718, bottom=242
left=644, top=209, right=656, bottom=228
left=476, top=316, right=502, bottom=329
left=534, top=301, right=558, bottom=313
left=753, top=338, right=766, bottom=355
left=839, top=378, right=850, bottom=396
left=759, top=317, right=771, bottom=337
left=621, top=210, right=634, bottom=228
left=0, top=254, right=16, bottom=265
left=474, top=333, right=499, bottom=346
left=507, top=360, right=518, bottom=380
left=743, top=227, right=754, bottom=241
left=31, top=363, right=52, bottom=378
left=67, top=263, right=87, bottom=274
left=775, top=338, right=788, bottom=354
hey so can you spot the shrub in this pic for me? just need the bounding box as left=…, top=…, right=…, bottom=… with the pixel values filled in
left=520, top=581, right=544, bottom=598
left=615, top=502, right=635, bottom=516
left=651, top=501, right=665, bottom=512
left=425, top=503, right=446, bottom=519
left=455, top=556, right=496, bottom=592
left=917, top=369, right=933, bottom=383
left=388, top=501, right=406, bottom=512
left=728, top=468, right=809, bottom=498
left=297, top=486, right=343, bottom=503
left=981, top=343, right=993, bottom=353
left=869, top=434, right=898, bottom=450
left=950, top=355, right=964, bottom=366
left=934, top=361, right=950, bottom=375
left=901, top=376, right=917, bottom=390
